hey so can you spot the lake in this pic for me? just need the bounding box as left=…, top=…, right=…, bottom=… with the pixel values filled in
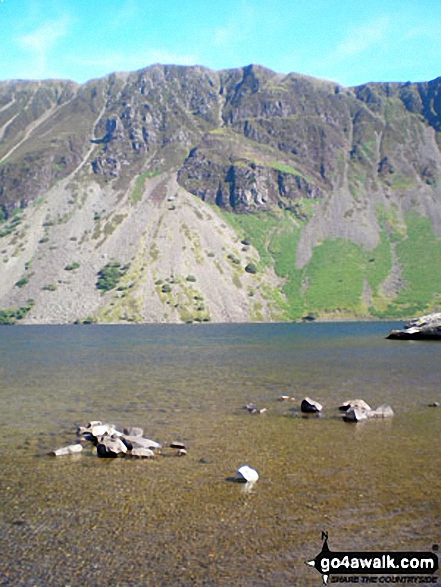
left=0, top=322, right=440, bottom=586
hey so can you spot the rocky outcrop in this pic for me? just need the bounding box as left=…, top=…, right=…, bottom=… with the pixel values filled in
left=387, top=313, right=441, bottom=340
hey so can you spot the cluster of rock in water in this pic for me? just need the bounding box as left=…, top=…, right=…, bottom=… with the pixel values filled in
left=49, top=420, right=260, bottom=485
left=49, top=421, right=185, bottom=459
left=245, top=396, right=395, bottom=423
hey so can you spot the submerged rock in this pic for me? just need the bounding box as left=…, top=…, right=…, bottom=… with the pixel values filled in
left=301, top=397, right=323, bottom=413
left=123, top=426, right=144, bottom=437
left=387, top=312, right=441, bottom=340
left=49, top=444, right=83, bottom=457
left=343, top=403, right=394, bottom=422
left=342, top=407, right=369, bottom=422
left=370, top=404, right=394, bottom=419
left=243, top=403, right=267, bottom=414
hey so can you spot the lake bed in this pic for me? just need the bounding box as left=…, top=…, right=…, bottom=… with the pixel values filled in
left=0, top=323, right=440, bottom=586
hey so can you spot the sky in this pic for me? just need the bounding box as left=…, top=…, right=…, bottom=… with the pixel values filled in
left=0, top=0, right=440, bottom=87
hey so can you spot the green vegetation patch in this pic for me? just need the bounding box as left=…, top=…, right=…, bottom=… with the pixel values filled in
left=64, top=261, right=80, bottom=271
left=130, top=170, right=161, bottom=204
left=270, top=225, right=304, bottom=319
left=220, top=210, right=280, bottom=267
left=395, top=212, right=441, bottom=311
left=302, top=239, right=367, bottom=315
left=96, top=261, right=130, bottom=292
left=365, top=231, right=393, bottom=292
left=15, top=276, right=29, bottom=288
left=0, top=300, right=34, bottom=324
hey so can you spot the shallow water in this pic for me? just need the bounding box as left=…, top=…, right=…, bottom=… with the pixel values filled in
left=0, top=323, right=440, bottom=586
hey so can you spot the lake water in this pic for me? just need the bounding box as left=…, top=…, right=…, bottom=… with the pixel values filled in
left=0, top=323, right=440, bottom=586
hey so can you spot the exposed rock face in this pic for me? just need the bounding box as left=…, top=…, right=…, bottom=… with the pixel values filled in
left=0, top=65, right=441, bottom=324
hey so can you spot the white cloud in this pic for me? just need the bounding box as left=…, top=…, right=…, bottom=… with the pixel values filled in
left=16, top=15, right=71, bottom=77
left=332, top=16, right=391, bottom=59
left=69, top=48, right=198, bottom=81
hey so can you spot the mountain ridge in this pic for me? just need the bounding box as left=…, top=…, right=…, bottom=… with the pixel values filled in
left=0, top=64, right=440, bottom=324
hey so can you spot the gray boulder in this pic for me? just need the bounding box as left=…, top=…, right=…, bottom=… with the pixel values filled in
left=122, top=435, right=162, bottom=450
left=301, top=397, right=323, bottom=413
left=339, top=399, right=371, bottom=412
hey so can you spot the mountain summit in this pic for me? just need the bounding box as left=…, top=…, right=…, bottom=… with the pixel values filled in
left=0, top=64, right=440, bottom=324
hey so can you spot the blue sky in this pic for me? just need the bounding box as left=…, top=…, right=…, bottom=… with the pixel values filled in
left=0, top=0, right=440, bottom=86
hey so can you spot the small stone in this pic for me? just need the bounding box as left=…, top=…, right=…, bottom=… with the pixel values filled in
left=170, top=441, right=186, bottom=450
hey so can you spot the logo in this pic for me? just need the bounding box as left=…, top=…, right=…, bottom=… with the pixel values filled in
left=306, top=532, right=439, bottom=585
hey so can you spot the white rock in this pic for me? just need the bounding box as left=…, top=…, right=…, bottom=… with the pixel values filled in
left=50, top=444, right=83, bottom=457
left=90, top=423, right=119, bottom=437
left=87, top=420, right=103, bottom=428
left=237, top=465, right=259, bottom=483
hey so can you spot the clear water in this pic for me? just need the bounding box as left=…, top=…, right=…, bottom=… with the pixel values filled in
left=0, top=323, right=440, bottom=586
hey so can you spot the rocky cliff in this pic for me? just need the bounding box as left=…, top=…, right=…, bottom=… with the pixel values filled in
left=0, top=64, right=440, bottom=323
